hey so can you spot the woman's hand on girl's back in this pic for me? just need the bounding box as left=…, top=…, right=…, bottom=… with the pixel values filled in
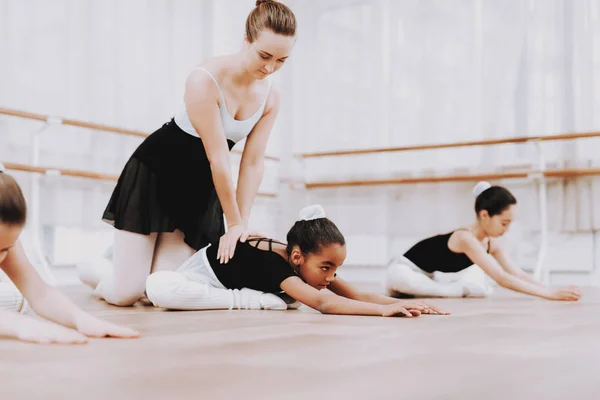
left=217, top=224, right=246, bottom=264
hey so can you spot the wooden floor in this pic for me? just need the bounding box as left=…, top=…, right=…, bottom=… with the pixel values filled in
left=1, top=285, right=599, bottom=400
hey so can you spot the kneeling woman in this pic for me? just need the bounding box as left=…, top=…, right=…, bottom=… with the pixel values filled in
left=146, top=205, right=448, bottom=318
left=383, top=182, right=581, bottom=301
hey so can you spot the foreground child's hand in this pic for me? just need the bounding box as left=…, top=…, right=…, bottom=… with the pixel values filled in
left=15, top=316, right=88, bottom=344
left=75, top=314, right=140, bottom=339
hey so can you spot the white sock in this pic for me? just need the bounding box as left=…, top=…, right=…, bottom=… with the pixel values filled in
left=233, top=288, right=288, bottom=311
left=384, top=263, right=465, bottom=298
left=146, top=271, right=287, bottom=311
left=275, top=293, right=302, bottom=310
left=456, top=265, right=494, bottom=298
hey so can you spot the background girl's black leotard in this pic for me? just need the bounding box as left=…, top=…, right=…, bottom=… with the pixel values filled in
left=403, top=230, right=490, bottom=273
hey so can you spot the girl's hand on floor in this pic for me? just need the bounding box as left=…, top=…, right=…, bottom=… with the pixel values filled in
left=76, top=314, right=140, bottom=339
left=401, top=300, right=450, bottom=315
left=16, top=317, right=88, bottom=345
left=380, top=303, right=419, bottom=318
left=545, top=286, right=581, bottom=301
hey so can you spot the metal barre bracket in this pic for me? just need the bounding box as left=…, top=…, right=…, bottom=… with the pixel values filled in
left=527, top=172, right=544, bottom=180
left=46, top=116, right=63, bottom=125
left=45, top=169, right=61, bottom=176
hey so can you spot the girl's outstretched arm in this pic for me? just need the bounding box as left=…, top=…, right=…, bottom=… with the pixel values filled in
left=280, top=276, right=419, bottom=317
left=327, top=277, right=449, bottom=315
left=2, top=241, right=140, bottom=339
left=457, top=231, right=581, bottom=301
left=490, top=241, right=543, bottom=285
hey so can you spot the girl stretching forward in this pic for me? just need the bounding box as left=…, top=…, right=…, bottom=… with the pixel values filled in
left=0, top=165, right=139, bottom=344
left=383, top=182, right=581, bottom=301
left=146, top=205, right=448, bottom=317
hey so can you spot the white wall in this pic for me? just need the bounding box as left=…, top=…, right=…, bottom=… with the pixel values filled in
left=1, top=0, right=600, bottom=286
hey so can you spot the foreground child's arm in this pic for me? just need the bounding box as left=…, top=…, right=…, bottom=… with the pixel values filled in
left=0, top=309, right=89, bottom=344
left=1, top=241, right=139, bottom=343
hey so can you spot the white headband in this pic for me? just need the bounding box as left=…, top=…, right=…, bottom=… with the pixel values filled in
left=0, top=163, right=5, bottom=173
left=298, top=204, right=326, bottom=221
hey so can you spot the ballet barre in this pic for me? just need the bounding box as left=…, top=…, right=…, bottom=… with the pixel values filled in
left=304, top=168, right=600, bottom=188
left=299, top=131, right=600, bottom=158
left=2, top=161, right=278, bottom=198
left=0, top=107, right=281, bottom=162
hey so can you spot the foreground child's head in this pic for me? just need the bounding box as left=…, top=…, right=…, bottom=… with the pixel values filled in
left=0, top=165, right=26, bottom=264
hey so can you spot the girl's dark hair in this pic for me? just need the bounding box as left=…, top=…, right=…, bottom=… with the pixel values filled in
left=246, top=0, right=297, bottom=43
left=286, top=218, right=345, bottom=256
left=474, top=182, right=517, bottom=217
left=0, top=170, right=27, bottom=226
